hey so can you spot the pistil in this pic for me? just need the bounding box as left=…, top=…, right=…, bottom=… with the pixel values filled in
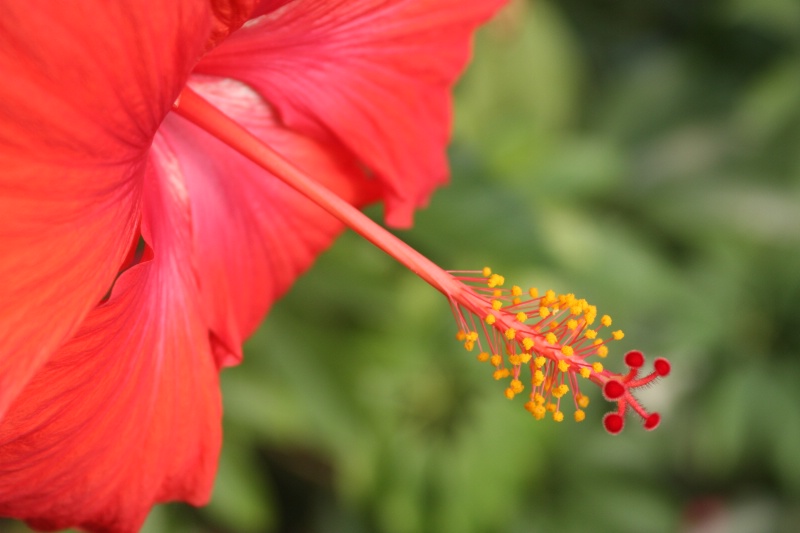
left=172, top=86, right=670, bottom=433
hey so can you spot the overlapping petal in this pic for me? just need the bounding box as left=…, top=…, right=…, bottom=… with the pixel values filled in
left=0, top=146, right=221, bottom=533
left=194, top=0, right=506, bottom=227
left=0, top=2, right=213, bottom=417
left=160, top=77, right=379, bottom=366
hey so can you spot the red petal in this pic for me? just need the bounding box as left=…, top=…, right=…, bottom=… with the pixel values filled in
left=208, top=0, right=261, bottom=47
left=195, top=0, right=506, bottom=227
left=0, top=2, right=213, bottom=417
left=0, top=147, right=221, bottom=532
left=160, top=77, right=379, bottom=366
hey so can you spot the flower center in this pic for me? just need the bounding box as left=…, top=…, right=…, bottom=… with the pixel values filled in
left=172, top=87, right=670, bottom=434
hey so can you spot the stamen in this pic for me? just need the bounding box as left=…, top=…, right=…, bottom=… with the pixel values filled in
left=172, top=87, right=670, bottom=434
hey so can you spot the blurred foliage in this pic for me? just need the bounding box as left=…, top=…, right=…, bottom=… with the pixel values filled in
left=8, top=0, right=800, bottom=532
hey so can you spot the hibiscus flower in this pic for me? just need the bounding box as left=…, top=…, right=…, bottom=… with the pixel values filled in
left=0, top=0, right=506, bottom=530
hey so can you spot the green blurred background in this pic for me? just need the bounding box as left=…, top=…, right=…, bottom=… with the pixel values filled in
left=9, top=0, right=800, bottom=531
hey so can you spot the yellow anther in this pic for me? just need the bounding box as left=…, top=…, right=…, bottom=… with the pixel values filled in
left=487, top=273, right=505, bottom=288
left=512, top=297, right=522, bottom=305
left=534, top=356, right=546, bottom=368
left=485, top=314, right=496, bottom=325
left=456, top=330, right=467, bottom=341
left=508, top=354, right=522, bottom=366
left=574, top=410, right=586, bottom=422
left=466, top=331, right=478, bottom=342
left=545, top=332, right=557, bottom=345
left=612, top=330, right=624, bottom=340
left=533, top=370, right=544, bottom=386
left=579, top=367, right=591, bottom=378
left=493, top=289, right=502, bottom=297
left=553, top=411, right=565, bottom=422
left=557, top=360, right=570, bottom=372
left=520, top=352, right=532, bottom=364
left=524, top=400, right=536, bottom=413
left=553, top=384, right=569, bottom=398
left=597, top=345, right=609, bottom=358
left=534, top=393, right=545, bottom=404
left=549, top=322, right=558, bottom=330
left=511, top=285, right=522, bottom=297
left=570, top=305, right=583, bottom=316
left=543, top=290, right=557, bottom=305
left=477, top=352, right=490, bottom=362
left=482, top=266, right=492, bottom=277
left=529, top=287, right=539, bottom=298
left=464, top=340, right=475, bottom=351
left=532, top=405, right=546, bottom=420
left=505, top=328, right=516, bottom=340
left=510, top=379, right=524, bottom=393
left=601, top=315, right=612, bottom=327
left=538, top=306, right=550, bottom=318
left=584, top=329, right=597, bottom=340
left=567, top=319, right=578, bottom=330
left=491, top=299, right=503, bottom=310
left=561, top=345, right=574, bottom=357
left=546, top=402, right=557, bottom=413
left=493, top=368, right=510, bottom=380
left=593, top=339, right=603, bottom=346
left=490, top=354, right=502, bottom=366
left=577, top=395, right=590, bottom=408
left=515, top=312, right=528, bottom=322
left=522, top=337, right=534, bottom=350
left=504, top=388, right=515, bottom=400
left=592, top=362, right=604, bottom=373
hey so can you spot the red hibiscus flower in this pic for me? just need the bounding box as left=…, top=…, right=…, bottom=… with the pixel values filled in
left=0, top=1, right=505, bottom=531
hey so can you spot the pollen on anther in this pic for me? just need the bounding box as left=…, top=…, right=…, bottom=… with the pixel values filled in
left=493, top=368, right=510, bottom=380
left=449, top=269, right=669, bottom=432
left=522, top=337, right=534, bottom=350
left=487, top=274, right=505, bottom=288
